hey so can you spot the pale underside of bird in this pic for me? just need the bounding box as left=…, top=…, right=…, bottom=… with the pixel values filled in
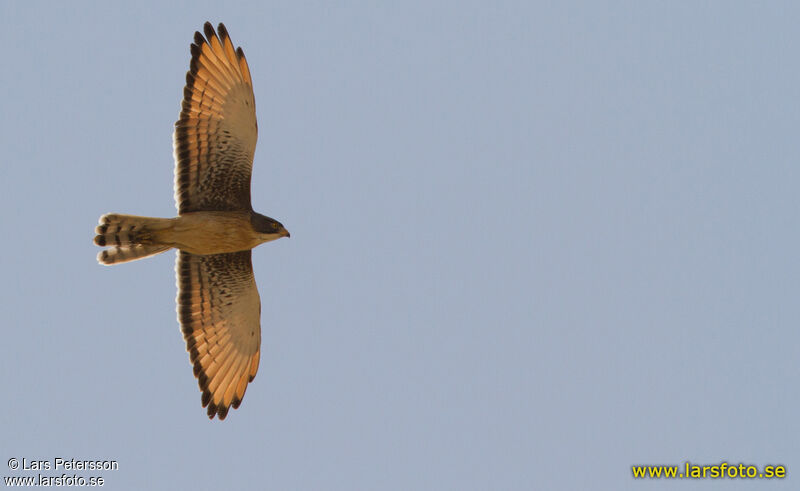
left=93, top=22, right=289, bottom=420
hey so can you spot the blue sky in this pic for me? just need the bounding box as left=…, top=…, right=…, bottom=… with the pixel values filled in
left=1, top=1, right=798, bottom=489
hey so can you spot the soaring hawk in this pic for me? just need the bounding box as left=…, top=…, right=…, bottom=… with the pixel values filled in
left=93, top=22, right=289, bottom=420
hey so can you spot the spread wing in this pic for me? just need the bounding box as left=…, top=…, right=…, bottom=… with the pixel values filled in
left=173, top=22, right=257, bottom=213
left=176, top=250, right=261, bottom=420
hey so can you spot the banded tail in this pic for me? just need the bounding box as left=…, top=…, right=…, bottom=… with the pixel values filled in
left=94, top=214, right=173, bottom=265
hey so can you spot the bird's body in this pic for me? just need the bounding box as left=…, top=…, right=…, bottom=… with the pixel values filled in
left=165, top=211, right=287, bottom=254
left=95, top=211, right=287, bottom=260
left=93, top=22, right=289, bottom=420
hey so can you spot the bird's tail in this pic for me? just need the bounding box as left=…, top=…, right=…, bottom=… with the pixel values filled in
left=94, top=213, right=173, bottom=265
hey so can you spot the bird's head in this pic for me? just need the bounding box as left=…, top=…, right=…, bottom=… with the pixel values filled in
left=251, top=212, right=290, bottom=242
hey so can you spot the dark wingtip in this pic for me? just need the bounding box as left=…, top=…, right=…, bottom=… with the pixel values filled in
left=203, top=22, right=216, bottom=42
left=184, top=71, right=194, bottom=89
left=189, top=43, right=201, bottom=60
left=207, top=401, right=227, bottom=420
left=217, top=23, right=229, bottom=41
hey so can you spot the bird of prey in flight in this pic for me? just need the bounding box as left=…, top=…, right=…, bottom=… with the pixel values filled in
left=94, top=22, right=289, bottom=420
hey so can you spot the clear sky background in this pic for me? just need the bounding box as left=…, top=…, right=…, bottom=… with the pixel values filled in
left=1, top=1, right=798, bottom=490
